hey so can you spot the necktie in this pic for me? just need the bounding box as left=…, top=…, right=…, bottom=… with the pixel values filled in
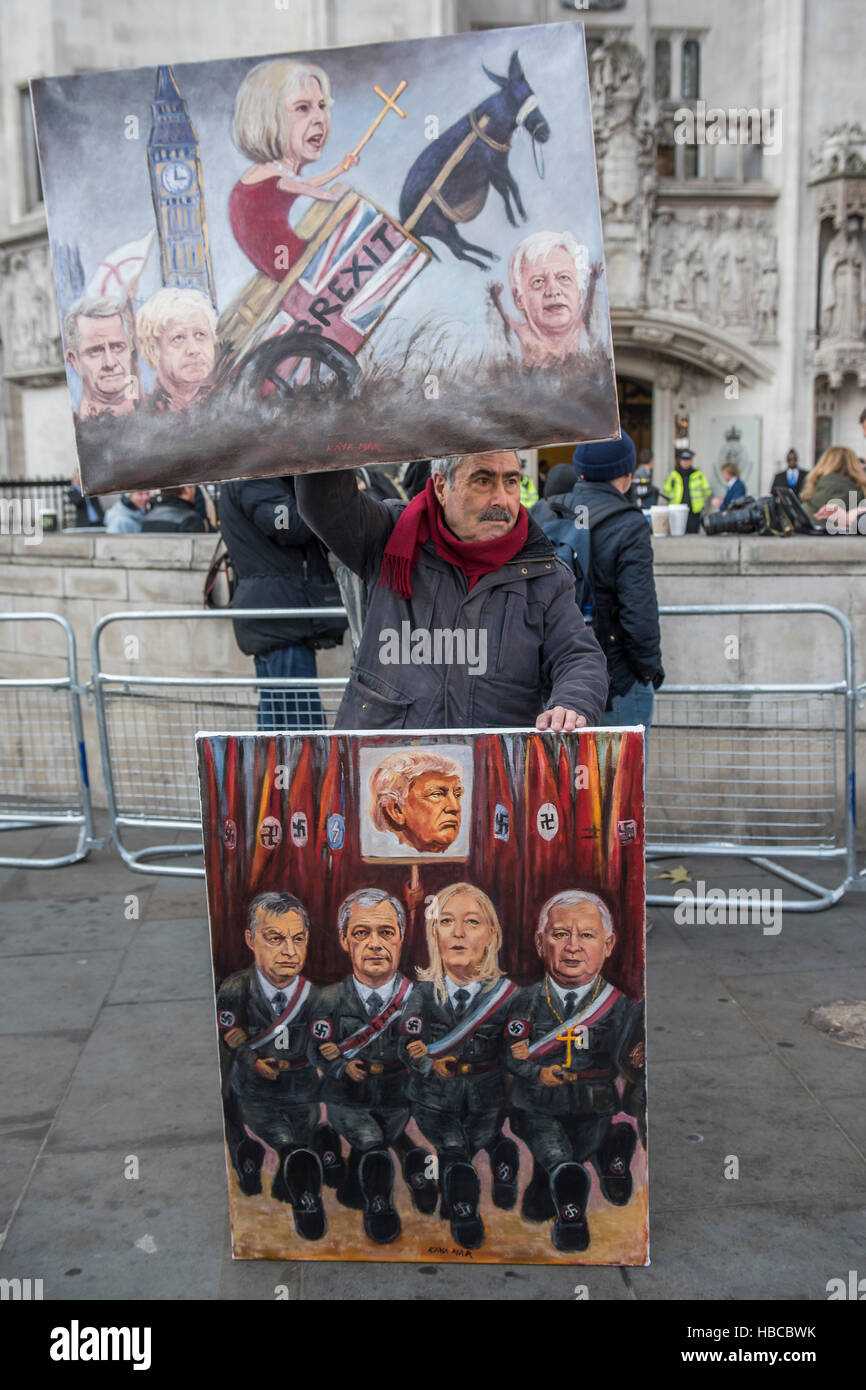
left=272, top=991, right=287, bottom=1016
left=563, top=992, right=577, bottom=1017
left=366, top=991, right=383, bottom=1017
left=454, top=988, right=471, bottom=1020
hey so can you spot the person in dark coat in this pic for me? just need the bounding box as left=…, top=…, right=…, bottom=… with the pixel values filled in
left=713, top=460, right=747, bottom=512
left=295, top=452, right=609, bottom=732
left=570, top=432, right=664, bottom=740
left=141, top=484, right=206, bottom=533
left=67, top=469, right=105, bottom=527
left=402, top=459, right=431, bottom=499
left=771, top=449, right=807, bottom=496
left=218, top=476, right=347, bottom=730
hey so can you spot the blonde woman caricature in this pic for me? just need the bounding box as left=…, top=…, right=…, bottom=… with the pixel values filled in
left=229, top=58, right=359, bottom=281
left=400, top=882, right=519, bottom=1250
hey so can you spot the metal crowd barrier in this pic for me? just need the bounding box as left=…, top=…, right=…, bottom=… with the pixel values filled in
left=645, top=603, right=861, bottom=912
left=0, top=612, right=98, bottom=868
left=91, top=608, right=349, bottom=876
left=3, top=600, right=859, bottom=907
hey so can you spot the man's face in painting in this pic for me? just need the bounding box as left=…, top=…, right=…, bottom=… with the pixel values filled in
left=245, top=908, right=308, bottom=988
left=340, top=899, right=402, bottom=986
left=513, top=246, right=584, bottom=341
left=536, top=901, right=614, bottom=989
left=68, top=314, right=133, bottom=407
left=153, top=312, right=215, bottom=395
left=384, top=769, right=464, bottom=852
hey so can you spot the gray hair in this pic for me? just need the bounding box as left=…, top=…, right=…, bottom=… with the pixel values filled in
left=509, top=229, right=591, bottom=301
left=64, top=295, right=130, bottom=355
left=536, top=889, right=614, bottom=940
left=337, top=888, right=406, bottom=939
left=248, top=891, right=310, bottom=939
left=429, top=455, right=462, bottom=487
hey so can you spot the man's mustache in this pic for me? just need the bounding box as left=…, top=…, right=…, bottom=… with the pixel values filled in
left=477, top=506, right=512, bottom=521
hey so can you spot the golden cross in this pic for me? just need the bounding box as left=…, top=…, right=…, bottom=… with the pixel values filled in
left=556, top=1026, right=586, bottom=1069
left=344, top=80, right=408, bottom=167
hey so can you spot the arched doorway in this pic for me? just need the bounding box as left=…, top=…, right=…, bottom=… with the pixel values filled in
left=617, top=374, right=653, bottom=458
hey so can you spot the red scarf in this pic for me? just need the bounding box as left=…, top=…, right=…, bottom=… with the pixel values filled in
left=381, top=478, right=529, bottom=600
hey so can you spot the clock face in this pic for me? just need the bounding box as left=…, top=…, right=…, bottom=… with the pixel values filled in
left=161, top=161, right=194, bottom=194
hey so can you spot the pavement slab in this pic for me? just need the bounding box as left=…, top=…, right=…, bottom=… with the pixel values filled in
left=0, top=832, right=863, bottom=1301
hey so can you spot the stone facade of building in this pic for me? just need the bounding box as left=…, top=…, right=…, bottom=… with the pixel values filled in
left=1, top=0, right=864, bottom=489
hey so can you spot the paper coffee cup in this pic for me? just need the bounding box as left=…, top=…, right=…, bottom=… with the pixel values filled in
left=667, top=504, right=689, bottom=536
left=649, top=505, right=670, bottom=536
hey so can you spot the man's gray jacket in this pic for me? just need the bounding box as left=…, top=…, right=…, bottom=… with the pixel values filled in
left=296, top=470, right=609, bottom=730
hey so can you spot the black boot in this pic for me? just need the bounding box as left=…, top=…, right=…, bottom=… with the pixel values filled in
left=234, top=1137, right=265, bottom=1197
left=270, top=1146, right=294, bottom=1204
left=521, top=1158, right=555, bottom=1222
left=594, top=1122, right=636, bottom=1206
left=489, top=1136, right=519, bottom=1210
left=402, top=1147, right=438, bottom=1215
left=284, top=1148, right=326, bottom=1241
left=312, top=1122, right=345, bottom=1189
left=444, top=1161, right=484, bottom=1250
left=359, top=1149, right=401, bottom=1245
left=550, top=1162, right=591, bottom=1254
left=336, top=1146, right=365, bottom=1211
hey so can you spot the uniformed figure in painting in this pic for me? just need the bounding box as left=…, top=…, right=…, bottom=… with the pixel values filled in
left=368, top=749, right=465, bottom=855
left=313, top=888, right=438, bottom=1245
left=401, top=883, right=520, bottom=1250
left=507, top=890, right=645, bottom=1253
left=216, top=891, right=339, bottom=1242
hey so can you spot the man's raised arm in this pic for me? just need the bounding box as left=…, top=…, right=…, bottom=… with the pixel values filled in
left=295, top=469, right=401, bottom=583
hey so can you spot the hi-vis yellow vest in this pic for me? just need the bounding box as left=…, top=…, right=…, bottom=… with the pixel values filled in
left=663, top=468, right=712, bottom=512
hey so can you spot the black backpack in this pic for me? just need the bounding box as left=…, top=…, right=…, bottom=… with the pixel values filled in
left=538, top=486, right=628, bottom=626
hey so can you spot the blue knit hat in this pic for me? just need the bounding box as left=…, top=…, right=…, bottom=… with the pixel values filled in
left=573, top=431, right=636, bottom=482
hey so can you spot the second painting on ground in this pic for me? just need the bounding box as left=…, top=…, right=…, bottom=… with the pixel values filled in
left=198, top=727, right=648, bottom=1266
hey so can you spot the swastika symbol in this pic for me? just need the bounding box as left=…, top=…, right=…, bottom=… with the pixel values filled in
left=260, top=822, right=281, bottom=847
left=539, top=812, right=556, bottom=831
left=495, top=810, right=510, bottom=835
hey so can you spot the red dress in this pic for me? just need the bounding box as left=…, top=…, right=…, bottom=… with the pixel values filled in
left=228, top=176, right=307, bottom=281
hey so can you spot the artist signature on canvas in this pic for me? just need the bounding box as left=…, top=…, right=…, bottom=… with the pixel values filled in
left=426, top=1246, right=474, bottom=1258
left=325, top=441, right=382, bottom=453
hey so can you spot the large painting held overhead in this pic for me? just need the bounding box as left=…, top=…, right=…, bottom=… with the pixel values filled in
left=32, top=23, right=618, bottom=494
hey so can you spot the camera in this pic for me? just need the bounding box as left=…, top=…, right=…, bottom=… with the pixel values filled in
left=702, top=495, right=780, bottom=536
left=701, top=486, right=823, bottom=537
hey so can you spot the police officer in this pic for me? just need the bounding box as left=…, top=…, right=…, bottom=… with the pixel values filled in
left=216, top=891, right=331, bottom=1242
left=313, top=888, right=437, bottom=1245
left=401, top=882, right=520, bottom=1250
left=508, top=889, right=645, bottom=1253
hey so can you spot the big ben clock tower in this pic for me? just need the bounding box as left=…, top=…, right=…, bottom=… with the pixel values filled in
left=147, top=65, right=216, bottom=303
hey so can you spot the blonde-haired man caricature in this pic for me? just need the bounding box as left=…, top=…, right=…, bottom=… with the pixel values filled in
left=369, top=749, right=464, bottom=854
left=136, top=287, right=217, bottom=413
